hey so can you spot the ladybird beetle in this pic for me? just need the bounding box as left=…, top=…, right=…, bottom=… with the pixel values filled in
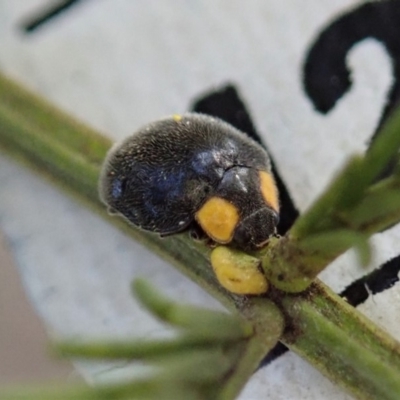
left=99, top=113, right=279, bottom=251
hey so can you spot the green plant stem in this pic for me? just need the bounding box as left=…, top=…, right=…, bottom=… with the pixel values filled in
left=274, top=281, right=400, bottom=400
left=56, top=336, right=242, bottom=360
left=1, top=72, right=400, bottom=399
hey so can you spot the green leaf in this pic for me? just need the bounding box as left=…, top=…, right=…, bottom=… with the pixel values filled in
left=348, top=187, right=400, bottom=229
left=299, top=229, right=371, bottom=266
left=290, top=156, right=365, bottom=239
left=152, top=347, right=237, bottom=383
left=132, top=279, right=253, bottom=341
left=56, top=336, right=235, bottom=360
left=363, top=108, right=400, bottom=184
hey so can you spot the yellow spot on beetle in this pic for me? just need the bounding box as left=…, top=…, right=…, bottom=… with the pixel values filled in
left=173, top=114, right=182, bottom=122
left=259, top=171, right=279, bottom=212
left=195, top=197, right=239, bottom=243
left=210, top=246, right=269, bottom=295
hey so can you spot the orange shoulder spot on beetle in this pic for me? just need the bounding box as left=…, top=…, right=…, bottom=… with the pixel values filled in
left=195, top=197, right=239, bottom=243
left=210, top=246, right=269, bottom=295
left=259, top=171, right=279, bottom=213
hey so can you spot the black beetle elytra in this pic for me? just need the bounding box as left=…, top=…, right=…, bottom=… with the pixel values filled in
left=99, top=113, right=279, bottom=250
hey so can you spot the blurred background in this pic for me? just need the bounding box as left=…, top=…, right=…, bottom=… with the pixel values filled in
left=0, top=231, right=76, bottom=384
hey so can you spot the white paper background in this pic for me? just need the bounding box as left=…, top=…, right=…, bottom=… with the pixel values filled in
left=0, top=1, right=399, bottom=398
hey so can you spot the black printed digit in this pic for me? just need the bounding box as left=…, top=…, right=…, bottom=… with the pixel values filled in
left=303, top=0, right=400, bottom=305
